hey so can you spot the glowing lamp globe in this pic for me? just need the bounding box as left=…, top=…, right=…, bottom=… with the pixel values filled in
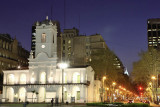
left=58, top=63, right=68, bottom=69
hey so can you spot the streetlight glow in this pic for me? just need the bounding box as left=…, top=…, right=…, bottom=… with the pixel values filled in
left=103, top=76, right=106, bottom=80
left=17, top=65, right=21, bottom=69
left=112, top=82, right=116, bottom=86
left=58, top=63, right=68, bottom=69
left=151, top=76, right=156, bottom=80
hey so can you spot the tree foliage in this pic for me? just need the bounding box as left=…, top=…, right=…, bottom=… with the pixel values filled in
left=90, top=48, right=136, bottom=93
left=89, top=48, right=124, bottom=82
left=131, top=49, right=160, bottom=86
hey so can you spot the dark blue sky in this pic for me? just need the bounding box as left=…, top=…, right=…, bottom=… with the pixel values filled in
left=0, top=0, right=159, bottom=73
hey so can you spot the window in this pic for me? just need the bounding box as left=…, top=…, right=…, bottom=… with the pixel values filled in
left=158, top=24, right=160, bottom=29
left=41, top=33, right=46, bottom=43
left=7, top=74, right=14, bottom=84
left=68, top=40, right=71, bottom=44
left=148, top=31, right=151, bottom=36
left=40, top=72, right=46, bottom=84
left=64, top=74, right=67, bottom=83
left=63, top=46, right=65, bottom=50
left=64, top=91, right=67, bottom=100
left=148, top=24, right=151, bottom=29
left=153, top=31, right=156, bottom=36
left=20, top=74, right=26, bottom=84
left=77, top=75, right=80, bottom=83
left=77, top=91, right=80, bottom=100
left=63, top=40, right=65, bottom=44
left=152, top=24, right=156, bottom=29
left=3, top=41, right=5, bottom=49
left=62, top=53, right=65, bottom=57
left=86, top=38, right=90, bottom=42
left=5, top=43, right=8, bottom=49
left=158, top=31, right=160, bottom=36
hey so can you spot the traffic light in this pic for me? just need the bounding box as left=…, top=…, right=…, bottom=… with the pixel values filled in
left=139, top=86, right=143, bottom=90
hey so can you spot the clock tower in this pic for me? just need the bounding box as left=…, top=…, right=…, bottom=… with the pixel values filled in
left=28, top=16, right=58, bottom=82
left=35, top=16, right=57, bottom=58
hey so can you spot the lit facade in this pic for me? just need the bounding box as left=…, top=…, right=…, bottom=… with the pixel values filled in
left=2, top=17, right=101, bottom=103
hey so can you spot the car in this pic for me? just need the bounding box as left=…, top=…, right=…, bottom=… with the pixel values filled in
left=128, top=100, right=134, bottom=103
left=143, top=100, right=150, bottom=104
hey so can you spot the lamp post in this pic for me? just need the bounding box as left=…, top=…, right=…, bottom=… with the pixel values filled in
left=112, top=82, right=116, bottom=102
left=106, top=87, right=109, bottom=101
left=58, top=63, right=68, bottom=104
left=102, top=76, right=106, bottom=102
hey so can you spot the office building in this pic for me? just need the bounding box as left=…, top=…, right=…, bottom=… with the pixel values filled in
left=147, top=18, right=160, bottom=49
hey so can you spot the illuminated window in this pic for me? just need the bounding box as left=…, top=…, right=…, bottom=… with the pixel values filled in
left=77, top=91, right=80, bottom=100
left=77, top=75, right=80, bottom=83
left=20, top=74, right=26, bottom=84
left=30, top=77, right=35, bottom=84
left=73, top=73, right=80, bottom=83
left=68, top=40, right=71, bottom=44
left=64, top=91, right=67, bottom=100
left=40, top=72, right=46, bottom=84
left=41, top=33, right=46, bottom=43
left=7, top=74, right=14, bottom=84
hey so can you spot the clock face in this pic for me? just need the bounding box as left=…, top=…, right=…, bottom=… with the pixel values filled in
left=41, top=45, right=45, bottom=48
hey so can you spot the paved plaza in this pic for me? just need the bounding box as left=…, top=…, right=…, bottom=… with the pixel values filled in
left=0, top=103, right=87, bottom=107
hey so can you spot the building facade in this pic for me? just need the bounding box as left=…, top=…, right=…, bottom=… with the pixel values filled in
left=147, top=18, right=160, bottom=49
left=58, top=29, right=124, bottom=72
left=0, top=34, right=29, bottom=92
left=2, top=17, right=101, bottom=103
left=0, top=34, right=29, bottom=71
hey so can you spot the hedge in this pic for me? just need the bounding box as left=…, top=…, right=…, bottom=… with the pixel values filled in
left=86, top=103, right=150, bottom=107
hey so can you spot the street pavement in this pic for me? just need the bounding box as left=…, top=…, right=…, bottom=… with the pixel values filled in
left=150, top=102, right=160, bottom=107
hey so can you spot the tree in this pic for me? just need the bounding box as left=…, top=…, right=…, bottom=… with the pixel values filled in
left=35, top=92, right=39, bottom=102
left=131, top=49, right=160, bottom=86
left=90, top=48, right=124, bottom=83
left=31, top=90, right=36, bottom=102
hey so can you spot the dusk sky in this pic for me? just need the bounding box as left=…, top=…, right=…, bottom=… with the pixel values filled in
left=0, top=0, right=159, bottom=73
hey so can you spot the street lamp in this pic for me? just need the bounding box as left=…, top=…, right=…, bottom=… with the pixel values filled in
left=102, top=76, right=106, bottom=102
left=151, top=76, right=156, bottom=80
left=17, top=65, right=21, bottom=69
left=112, top=82, right=116, bottom=102
left=58, top=63, right=68, bottom=103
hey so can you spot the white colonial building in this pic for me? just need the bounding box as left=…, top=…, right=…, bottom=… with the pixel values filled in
left=2, top=17, right=101, bottom=103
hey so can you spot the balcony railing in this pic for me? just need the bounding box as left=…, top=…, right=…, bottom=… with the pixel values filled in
left=3, top=80, right=90, bottom=86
